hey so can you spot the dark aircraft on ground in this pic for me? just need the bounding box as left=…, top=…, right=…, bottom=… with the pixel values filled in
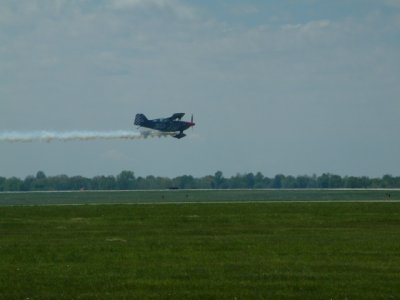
left=134, top=113, right=195, bottom=139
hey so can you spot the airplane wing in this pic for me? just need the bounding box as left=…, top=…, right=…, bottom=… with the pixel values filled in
left=168, top=113, right=185, bottom=121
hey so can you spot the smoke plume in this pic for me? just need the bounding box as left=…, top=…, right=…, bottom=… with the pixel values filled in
left=0, top=130, right=174, bottom=143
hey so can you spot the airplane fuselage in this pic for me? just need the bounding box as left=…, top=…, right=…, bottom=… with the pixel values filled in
left=141, top=119, right=193, bottom=132
left=134, top=113, right=195, bottom=139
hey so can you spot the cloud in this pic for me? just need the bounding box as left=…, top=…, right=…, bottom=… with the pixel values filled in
left=228, top=4, right=260, bottom=15
left=384, top=0, right=400, bottom=8
left=282, top=20, right=330, bottom=31
left=1, top=1, right=400, bottom=177
left=110, top=0, right=196, bottom=19
left=111, top=0, right=169, bottom=8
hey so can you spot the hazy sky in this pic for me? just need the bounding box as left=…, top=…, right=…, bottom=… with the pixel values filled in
left=1, top=0, right=399, bottom=178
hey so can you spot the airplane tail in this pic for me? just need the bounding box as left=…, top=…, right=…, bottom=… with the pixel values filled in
left=134, top=114, right=148, bottom=126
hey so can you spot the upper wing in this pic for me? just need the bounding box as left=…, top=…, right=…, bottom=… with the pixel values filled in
left=168, top=113, right=185, bottom=121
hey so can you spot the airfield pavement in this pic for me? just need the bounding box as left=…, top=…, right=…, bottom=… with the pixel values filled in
left=1, top=188, right=400, bottom=206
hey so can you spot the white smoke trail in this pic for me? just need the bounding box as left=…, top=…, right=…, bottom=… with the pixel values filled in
left=0, top=130, right=174, bottom=143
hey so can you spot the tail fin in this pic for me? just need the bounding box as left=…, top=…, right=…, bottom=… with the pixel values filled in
left=134, top=114, right=148, bottom=126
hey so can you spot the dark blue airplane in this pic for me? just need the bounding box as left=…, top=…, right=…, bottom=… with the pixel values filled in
left=134, top=113, right=195, bottom=139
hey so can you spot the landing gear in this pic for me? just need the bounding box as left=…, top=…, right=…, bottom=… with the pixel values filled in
left=173, top=132, right=186, bottom=139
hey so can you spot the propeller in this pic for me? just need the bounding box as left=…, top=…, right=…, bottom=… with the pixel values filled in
left=189, top=114, right=195, bottom=131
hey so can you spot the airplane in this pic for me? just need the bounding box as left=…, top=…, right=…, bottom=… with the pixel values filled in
left=134, top=113, right=195, bottom=139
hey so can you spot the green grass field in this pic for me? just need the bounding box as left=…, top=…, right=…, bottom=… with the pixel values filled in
left=0, top=191, right=399, bottom=299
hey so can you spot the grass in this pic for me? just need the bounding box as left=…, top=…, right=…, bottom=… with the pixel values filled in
left=0, top=199, right=400, bottom=299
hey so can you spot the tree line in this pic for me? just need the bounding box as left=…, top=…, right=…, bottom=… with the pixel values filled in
left=1, top=171, right=400, bottom=191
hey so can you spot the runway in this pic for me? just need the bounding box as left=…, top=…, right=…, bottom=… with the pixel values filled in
left=1, top=189, right=399, bottom=206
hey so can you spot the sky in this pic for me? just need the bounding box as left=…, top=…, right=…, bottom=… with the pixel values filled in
left=1, top=0, right=400, bottom=178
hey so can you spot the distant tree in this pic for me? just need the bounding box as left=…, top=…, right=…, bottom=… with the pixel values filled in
left=4, top=177, right=23, bottom=191
left=0, top=177, right=6, bottom=191
left=369, top=178, right=382, bottom=188
left=5, top=171, right=400, bottom=191
left=254, top=172, right=265, bottom=188
left=360, top=176, right=371, bottom=188
left=329, top=174, right=343, bottom=188
left=197, top=175, right=214, bottom=189
left=315, top=173, right=344, bottom=188
left=173, top=175, right=195, bottom=189
left=34, top=171, right=48, bottom=190
left=36, top=171, right=46, bottom=180
left=317, top=173, right=330, bottom=188
left=263, top=176, right=273, bottom=188
left=229, top=174, right=246, bottom=189
left=213, top=171, right=225, bottom=189
left=103, top=176, right=117, bottom=190
left=23, top=175, right=36, bottom=191
left=88, top=175, right=116, bottom=190
left=382, top=174, right=395, bottom=188
left=272, top=174, right=285, bottom=189
left=143, top=175, right=157, bottom=189
left=283, top=175, right=297, bottom=188
left=245, top=173, right=255, bottom=189
left=49, top=175, right=71, bottom=190
left=144, top=175, right=172, bottom=189
left=393, top=176, right=400, bottom=188
left=69, top=176, right=91, bottom=190
left=135, top=177, right=146, bottom=189
left=296, top=175, right=312, bottom=188
left=156, top=177, right=173, bottom=189
left=344, top=176, right=368, bottom=188
left=91, top=176, right=106, bottom=190
left=309, top=174, right=318, bottom=188
left=116, top=171, right=135, bottom=190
